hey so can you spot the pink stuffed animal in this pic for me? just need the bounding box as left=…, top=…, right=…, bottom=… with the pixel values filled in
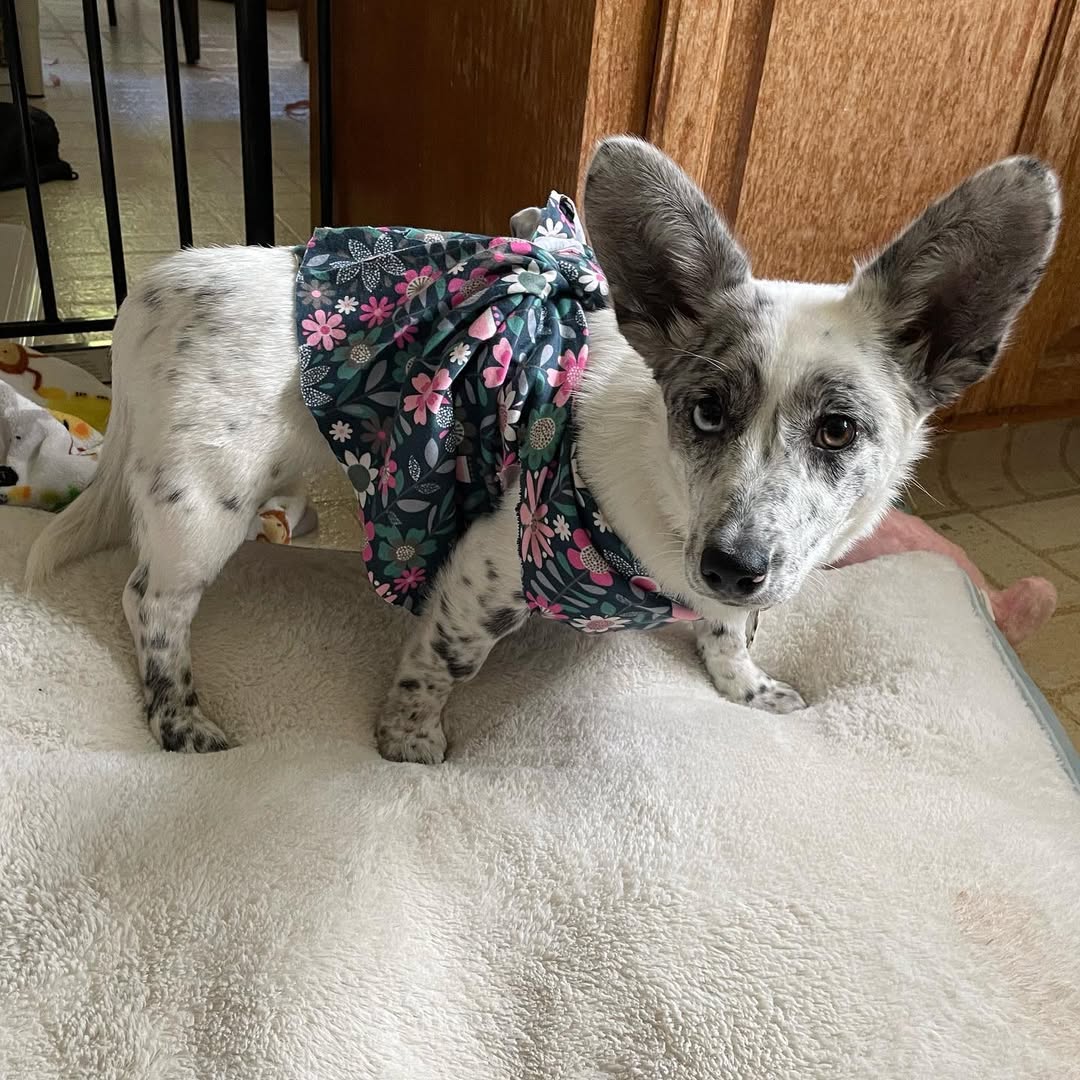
left=832, top=509, right=1057, bottom=647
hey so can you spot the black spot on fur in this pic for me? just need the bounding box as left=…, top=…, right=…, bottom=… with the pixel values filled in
left=220, top=495, right=242, bottom=513
left=226, top=420, right=239, bottom=433
left=712, top=625, right=727, bottom=638
left=398, top=678, right=420, bottom=691
left=165, top=488, right=184, bottom=504
left=432, top=629, right=475, bottom=680
left=129, top=565, right=149, bottom=598
left=484, top=606, right=522, bottom=638
left=176, top=336, right=193, bottom=353
left=182, top=668, right=192, bottom=686
left=744, top=689, right=755, bottom=703
left=144, top=657, right=174, bottom=716
left=184, top=691, right=199, bottom=708
left=142, top=286, right=163, bottom=308
left=461, top=576, right=473, bottom=589
left=485, top=559, right=499, bottom=582
left=270, top=463, right=283, bottom=480
left=148, top=631, right=169, bottom=650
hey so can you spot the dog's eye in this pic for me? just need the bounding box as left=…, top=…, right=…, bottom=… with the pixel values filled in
left=692, top=398, right=724, bottom=434
left=813, top=414, right=858, bottom=451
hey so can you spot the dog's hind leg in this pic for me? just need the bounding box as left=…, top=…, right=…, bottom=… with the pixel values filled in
left=123, top=493, right=251, bottom=752
left=696, top=613, right=807, bottom=714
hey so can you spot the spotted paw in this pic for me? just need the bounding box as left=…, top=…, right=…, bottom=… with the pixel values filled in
left=744, top=677, right=807, bottom=715
left=154, top=708, right=232, bottom=753
left=377, top=720, right=447, bottom=765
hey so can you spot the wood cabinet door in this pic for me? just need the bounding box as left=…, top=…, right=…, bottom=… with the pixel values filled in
left=961, top=0, right=1080, bottom=422
left=647, top=0, right=1077, bottom=425
left=311, top=0, right=658, bottom=237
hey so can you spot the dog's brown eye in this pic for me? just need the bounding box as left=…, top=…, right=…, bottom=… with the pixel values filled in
left=692, top=398, right=724, bottom=434
left=814, top=414, right=857, bottom=450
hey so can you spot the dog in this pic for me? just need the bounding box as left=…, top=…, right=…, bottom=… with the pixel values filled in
left=26, top=137, right=1059, bottom=764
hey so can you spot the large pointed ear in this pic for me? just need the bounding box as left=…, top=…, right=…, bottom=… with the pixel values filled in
left=852, top=157, right=1060, bottom=409
left=583, top=136, right=750, bottom=349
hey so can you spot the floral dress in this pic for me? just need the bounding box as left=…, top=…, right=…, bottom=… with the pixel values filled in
left=295, top=193, right=699, bottom=632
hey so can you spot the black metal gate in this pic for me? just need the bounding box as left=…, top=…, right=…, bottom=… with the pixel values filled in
left=0, top=0, right=334, bottom=341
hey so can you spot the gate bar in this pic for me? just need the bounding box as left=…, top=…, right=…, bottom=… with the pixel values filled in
left=316, top=0, right=332, bottom=226
left=82, top=0, right=128, bottom=306
left=234, top=0, right=275, bottom=245
left=159, top=0, right=194, bottom=247
left=0, top=0, right=59, bottom=321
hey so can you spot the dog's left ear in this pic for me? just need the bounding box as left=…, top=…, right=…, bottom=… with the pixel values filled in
left=852, top=157, right=1060, bottom=408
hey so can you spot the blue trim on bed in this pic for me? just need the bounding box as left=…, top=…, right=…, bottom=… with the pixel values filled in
left=961, top=575, right=1080, bottom=793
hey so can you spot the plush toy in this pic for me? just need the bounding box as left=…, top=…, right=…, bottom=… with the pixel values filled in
left=832, top=509, right=1057, bottom=647
left=0, top=341, right=112, bottom=433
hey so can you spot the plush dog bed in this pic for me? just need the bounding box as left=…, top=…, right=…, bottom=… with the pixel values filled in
left=1, top=506, right=1077, bottom=1079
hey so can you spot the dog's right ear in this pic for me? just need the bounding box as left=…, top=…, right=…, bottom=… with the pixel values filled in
left=583, top=136, right=749, bottom=350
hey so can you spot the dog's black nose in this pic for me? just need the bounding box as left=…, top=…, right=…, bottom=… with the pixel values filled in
left=700, top=546, right=770, bottom=596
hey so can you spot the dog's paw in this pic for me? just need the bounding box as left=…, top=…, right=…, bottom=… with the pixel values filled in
left=743, top=677, right=807, bottom=715
left=377, top=718, right=447, bottom=765
left=154, top=709, right=232, bottom=753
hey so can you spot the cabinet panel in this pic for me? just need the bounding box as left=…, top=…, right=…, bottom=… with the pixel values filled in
left=736, top=0, right=1056, bottom=284
left=960, top=0, right=1080, bottom=417
left=314, top=1, right=658, bottom=237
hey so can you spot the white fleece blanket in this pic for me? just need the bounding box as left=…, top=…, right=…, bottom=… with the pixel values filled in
left=0, top=507, right=1077, bottom=1079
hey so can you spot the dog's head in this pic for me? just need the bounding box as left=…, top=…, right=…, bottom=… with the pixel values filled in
left=583, top=137, right=1060, bottom=609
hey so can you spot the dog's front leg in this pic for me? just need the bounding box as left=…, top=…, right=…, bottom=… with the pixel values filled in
left=696, top=612, right=807, bottom=714
left=377, top=502, right=526, bottom=764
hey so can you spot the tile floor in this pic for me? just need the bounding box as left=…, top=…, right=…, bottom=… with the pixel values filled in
left=1, top=0, right=310, bottom=346
left=909, top=418, right=1080, bottom=750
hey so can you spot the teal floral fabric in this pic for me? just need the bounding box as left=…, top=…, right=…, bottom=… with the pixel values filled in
left=296, top=193, right=699, bottom=631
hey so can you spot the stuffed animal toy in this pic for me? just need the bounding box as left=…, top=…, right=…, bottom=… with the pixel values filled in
left=832, top=509, right=1057, bottom=647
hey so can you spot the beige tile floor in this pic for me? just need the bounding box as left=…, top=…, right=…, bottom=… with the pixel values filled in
left=1, top=0, right=310, bottom=346
left=909, top=418, right=1080, bottom=750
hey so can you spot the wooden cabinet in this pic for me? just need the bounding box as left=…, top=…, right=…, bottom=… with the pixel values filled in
left=311, top=0, right=659, bottom=236
left=316, top=0, right=1080, bottom=427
